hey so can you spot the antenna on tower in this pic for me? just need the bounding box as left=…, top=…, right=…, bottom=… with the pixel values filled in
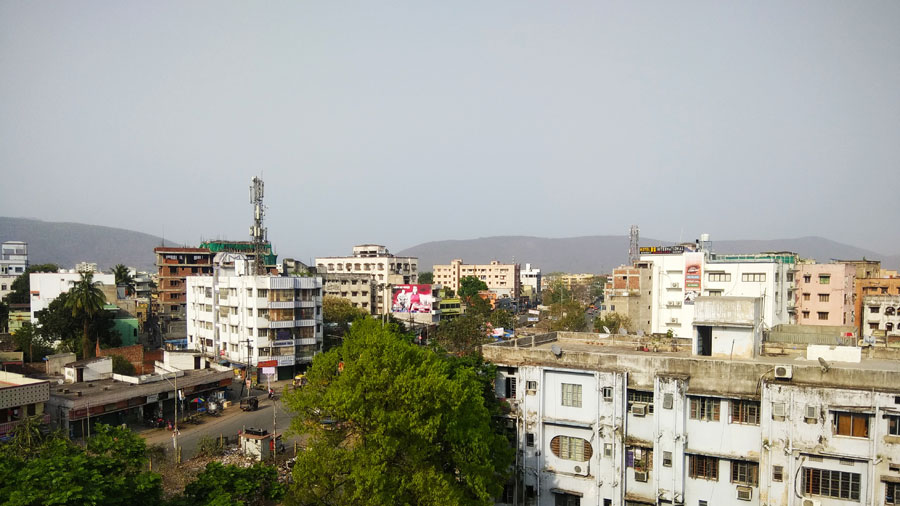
left=249, top=176, right=268, bottom=275
left=628, top=225, right=640, bottom=265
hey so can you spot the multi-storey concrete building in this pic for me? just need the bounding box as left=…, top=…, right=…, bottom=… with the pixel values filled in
left=0, top=241, right=28, bottom=276
left=321, top=273, right=376, bottom=313
left=433, top=259, right=520, bottom=299
left=485, top=331, right=900, bottom=506
left=186, top=259, right=323, bottom=380
left=796, top=263, right=856, bottom=327
left=29, top=270, right=116, bottom=323
left=854, top=278, right=900, bottom=338
left=521, top=263, right=542, bottom=304
left=0, top=370, right=49, bottom=440
left=601, top=261, right=653, bottom=334
left=860, top=295, right=900, bottom=340
left=639, top=246, right=797, bottom=345
left=315, top=244, right=417, bottom=315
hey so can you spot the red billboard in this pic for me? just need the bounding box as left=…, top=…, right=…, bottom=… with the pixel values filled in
left=683, top=252, right=702, bottom=305
left=391, top=284, right=434, bottom=313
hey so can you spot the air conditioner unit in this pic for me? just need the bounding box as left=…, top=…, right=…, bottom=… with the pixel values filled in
left=736, top=486, right=752, bottom=501
left=671, top=282, right=679, bottom=288
left=805, top=405, right=819, bottom=419
left=801, top=499, right=821, bottom=506
left=631, top=404, right=647, bottom=417
left=772, top=403, right=786, bottom=418
left=774, top=365, right=793, bottom=379
left=634, top=471, right=648, bottom=482
left=669, top=317, right=679, bottom=323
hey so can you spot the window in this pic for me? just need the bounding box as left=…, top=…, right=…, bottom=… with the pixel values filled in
left=731, top=461, right=759, bottom=486
left=627, top=390, right=654, bottom=413
left=833, top=412, right=870, bottom=438
left=887, top=415, right=900, bottom=436
left=870, top=306, right=881, bottom=314
left=689, top=455, right=719, bottom=480
left=742, top=273, right=765, bottom=282
left=526, top=433, right=535, bottom=447
left=887, top=482, right=900, bottom=504
left=708, top=272, right=731, bottom=282
left=626, top=447, right=651, bottom=472
left=803, top=274, right=811, bottom=283
left=526, top=380, right=537, bottom=391
left=817, top=312, right=829, bottom=320
left=690, top=397, right=720, bottom=421
left=707, top=290, right=723, bottom=297
left=819, top=275, right=830, bottom=284
left=554, top=492, right=581, bottom=506
left=802, top=467, right=860, bottom=500
left=561, top=383, right=582, bottom=408
left=818, top=293, right=830, bottom=302
left=604, top=443, right=613, bottom=457
left=730, top=400, right=760, bottom=425
left=802, top=293, right=810, bottom=301
left=550, top=435, right=592, bottom=461
left=505, top=377, right=517, bottom=399
left=602, top=387, right=613, bottom=401
left=772, top=466, right=784, bottom=482
left=663, top=451, right=672, bottom=467
left=802, top=311, right=810, bottom=319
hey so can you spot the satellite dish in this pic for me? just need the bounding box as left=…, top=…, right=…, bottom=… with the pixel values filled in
left=637, top=330, right=645, bottom=337
left=603, top=326, right=611, bottom=334
left=551, top=344, right=562, bottom=357
left=619, top=327, right=627, bottom=336
left=818, top=357, right=831, bottom=373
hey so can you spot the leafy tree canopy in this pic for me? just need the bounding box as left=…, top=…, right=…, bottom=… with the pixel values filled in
left=323, top=296, right=368, bottom=335
left=594, top=312, right=633, bottom=334
left=0, top=423, right=163, bottom=506
left=36, top=291, right=120, bottom=356
left=65, top=272, right=108, bottom=358
left=171, top=462, right=285, bottom=506
left=417, top=271, right=433, bottom=284
left=2, top=264, right=59, bottom=305
left=543, top=300, right=587, bottom=332
left=111, top=264, right=135, bottom=295
left=284, top=318, right=513, bottom=506
left=458, top=276, right=488, bottom=301
left=11, top=322, right=53, bottom=362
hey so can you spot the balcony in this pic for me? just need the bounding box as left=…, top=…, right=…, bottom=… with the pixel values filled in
left=0, top=414, right=51, bottom=438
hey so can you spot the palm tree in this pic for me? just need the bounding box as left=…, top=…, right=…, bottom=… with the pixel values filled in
left=111, top=264, right=135, bottom=296
left=65, top=272, right=106, bottom=358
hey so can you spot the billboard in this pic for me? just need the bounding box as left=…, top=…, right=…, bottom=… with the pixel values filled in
left=683, top=252, right=703, bottom=305
left=391, top=284, right=434, bottom=314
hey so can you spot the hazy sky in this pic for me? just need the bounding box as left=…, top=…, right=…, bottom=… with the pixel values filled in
left=2, top=1, right=899, bottom=260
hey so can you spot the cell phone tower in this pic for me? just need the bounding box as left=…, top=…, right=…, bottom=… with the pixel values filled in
left=249, top=177, right=268, bottom=275
left=628, top=225, right=639, bottom=266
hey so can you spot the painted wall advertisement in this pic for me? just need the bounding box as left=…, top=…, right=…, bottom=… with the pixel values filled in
left=391, top=284, right=434, bottom=313
left=683, top=252, right=702, bottom=305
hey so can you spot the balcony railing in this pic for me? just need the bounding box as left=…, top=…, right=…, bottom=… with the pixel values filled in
left=0, top=414, right=51, bottom=438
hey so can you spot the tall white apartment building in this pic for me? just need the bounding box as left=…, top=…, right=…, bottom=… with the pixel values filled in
left=315, top=244, right=417, bottom=315
left=186, top=262, right=323, bottom=380
left=520, top=263, right=542, bottom=299
left=485, top=332, right=900, bottom=506
left=0, top=241, right=28, bottom=276
left=640, top=244, right=797, bottom=354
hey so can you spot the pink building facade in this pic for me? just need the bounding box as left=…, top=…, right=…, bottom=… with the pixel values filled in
left=796, top=263, right=856, bottom=326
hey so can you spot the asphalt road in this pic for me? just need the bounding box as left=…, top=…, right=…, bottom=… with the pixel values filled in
left=140, top=389, right=300, bottom=461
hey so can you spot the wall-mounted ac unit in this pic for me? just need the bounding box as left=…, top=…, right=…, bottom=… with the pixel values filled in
left=805, top=405, right=819, bottom=419
left=774, top=365, right=793, bottom=379
left=669, top=317, right=679, bottom=323
left=634, top=471, right=648, bottom=482
left=631, top=404, right=647, bottom=417
left=671, top=282, right=679, bottom=288
left=736, top=486, right=752, bottom=501
left=801, top=499, right=821, bottom=506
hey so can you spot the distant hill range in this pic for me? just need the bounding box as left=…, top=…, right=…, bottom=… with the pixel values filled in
left=399, top=236, right=900, bottom=274
left=0, top=217, right=168, bottom=272
left=2, top=217, right=898, bottom=275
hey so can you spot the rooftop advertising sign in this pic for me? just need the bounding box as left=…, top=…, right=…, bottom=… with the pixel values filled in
left=391, top=284, right=434, bottom=314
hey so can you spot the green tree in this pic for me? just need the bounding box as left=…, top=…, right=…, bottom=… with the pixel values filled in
left=111, top=354, right=136, bottom=375
left=0, top=424, right=163, bottom=505
left=487, top=309, right=515, bottom=331
left=172, top=462, right=284, bottom=506
left=35, top=292, right=119, bottom=355
left=64, top=272, right=107, bottom=358
left=111, top=264, right=135, bottom=296
left=283, top=318, right=513, bottom=506
left=2, top=264, right=58, bottom=305
left=11, top=322, right=52, bottom=362
left=323, top=295, right=368, bottom=336
left=545, top=300, right=586, bottom=332
left=417, top=271, right=433, bottom=284
left=458, top=276, right=488, bottom=301
left=0, top=300, right=8, bottom=333
left=433, top=313, right=489, bottom=355
left=594, top=312, right=633, bottom=333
